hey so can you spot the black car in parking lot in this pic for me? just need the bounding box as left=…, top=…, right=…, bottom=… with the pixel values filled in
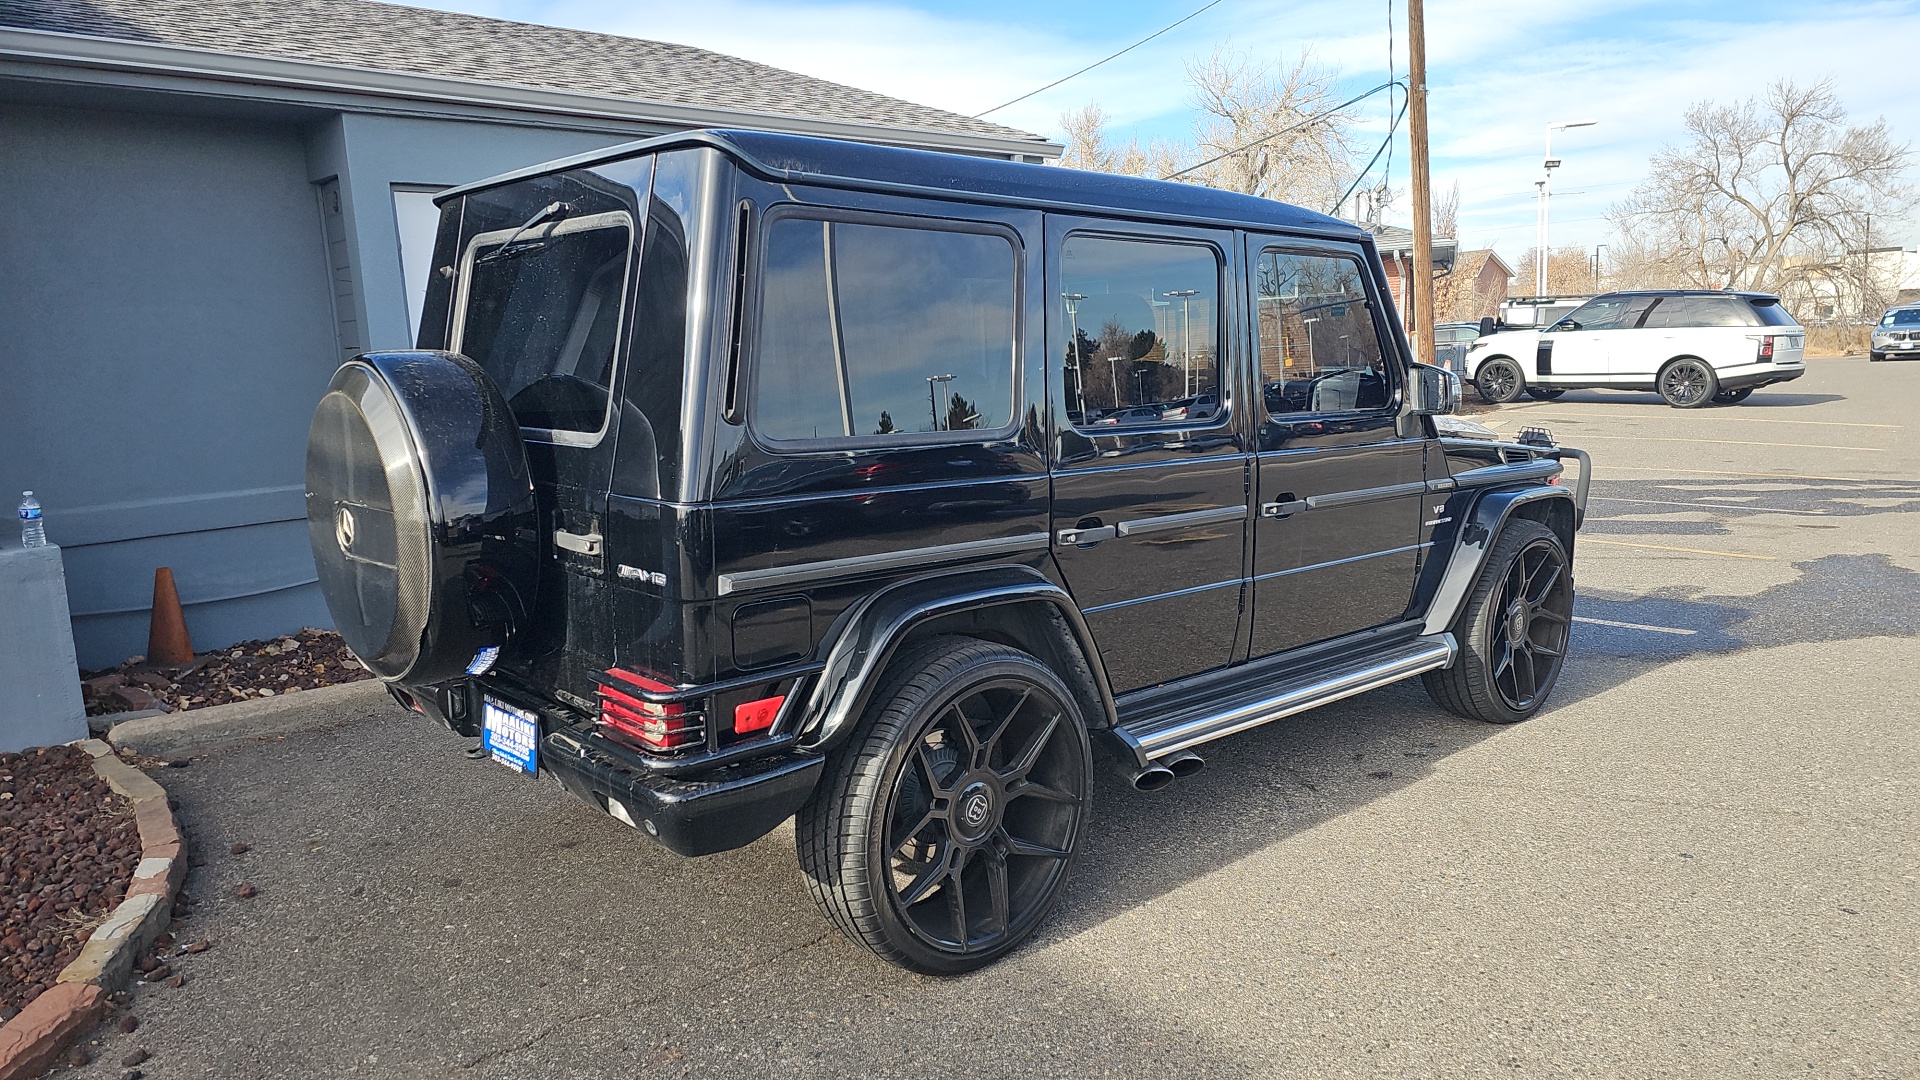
left=305, top=129, right=1590, bottom=973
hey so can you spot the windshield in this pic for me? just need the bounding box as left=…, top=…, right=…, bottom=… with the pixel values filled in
left=1883, top=309, right=1920, bottom=327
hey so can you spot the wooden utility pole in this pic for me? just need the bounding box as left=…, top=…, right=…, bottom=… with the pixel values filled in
left=1407, top=0, right=1436, bottom=367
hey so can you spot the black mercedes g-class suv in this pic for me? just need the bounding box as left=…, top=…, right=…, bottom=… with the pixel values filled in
left=306, top=130, right=1590, bottom=974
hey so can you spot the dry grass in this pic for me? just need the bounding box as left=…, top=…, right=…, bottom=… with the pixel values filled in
left=1804, top=326, right=1868, bottom=357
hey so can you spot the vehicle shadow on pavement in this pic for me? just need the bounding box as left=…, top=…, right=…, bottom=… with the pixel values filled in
left=1508, top=389, right=1847, bottom=409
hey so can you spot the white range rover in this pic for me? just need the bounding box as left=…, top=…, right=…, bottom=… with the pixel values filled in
left=1465, top=290, right=1806, bottom=408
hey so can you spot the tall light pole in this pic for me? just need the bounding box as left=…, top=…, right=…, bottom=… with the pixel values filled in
left=926, top=373, right=955, bottom=431
left=1536, top=118, right=1598, bottom=296
left=1163, top=289, right=1197, bottom=394
left=1062, top=293, right=1088, bottom=421
left=1592, top=243, right=1608, bottom=291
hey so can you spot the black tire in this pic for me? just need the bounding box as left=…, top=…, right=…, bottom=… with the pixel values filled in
left=1870, top=351, right=1885, bottom=362
left=1657, top=357, right=1719, bottom=408
left=1476, top=359, right=1525, bottom=404
left=797, top=636, right=1092, bottom=975
left=1712, top=387, right=1754, bottom=405
left=1525, top=388, right=1566, bottom=401
left=1423, top=520, right=1573, bottom=724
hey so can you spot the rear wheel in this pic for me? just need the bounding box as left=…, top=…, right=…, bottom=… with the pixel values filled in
left=1712, top=386, right=1754, bottom=404
left=1526, top=388, right=1566, bottom=401
left=797, top=637, right=1091, bottom=974
left=1476, top=359, right=1525, bottom=404
left=1657, top=357, right=1718, bottom=408
left=1423, top=520, right=1573, bottom=724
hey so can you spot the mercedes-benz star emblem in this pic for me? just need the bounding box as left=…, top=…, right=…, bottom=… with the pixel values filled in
left=335, top=506, right=357, bottom=552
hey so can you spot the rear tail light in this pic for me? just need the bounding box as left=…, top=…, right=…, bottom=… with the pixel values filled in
left=598, top=668, right=704, bottom=754
left=1758, top=336, right=1775, bottom=360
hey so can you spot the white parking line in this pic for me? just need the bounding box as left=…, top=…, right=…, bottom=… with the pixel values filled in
left=1558, top=435, right=1886, bottom=452
left=1572, top=616, right=1699, bottom=636
left=1587, top=496, right=1829, bottom=516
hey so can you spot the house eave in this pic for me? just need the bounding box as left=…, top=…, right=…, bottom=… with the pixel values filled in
left=0, top=27, right=1063, bottom=160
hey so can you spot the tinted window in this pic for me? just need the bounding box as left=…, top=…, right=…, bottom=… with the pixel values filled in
left=1885, top=309, right=1920, bottom=327
left=1747, top=299, right=1799, bottom=327
left=1061, top=235, right=1220, bottom=428
left=1643, top=297, right=1758, bottom=328
left=752, top=217, right=1017, bottom=444
left=1256, top=250, right=1391, bottom=416
left=459, top=213, right=632, bottom=434
left=1557, top=295, right=1635, bottom=331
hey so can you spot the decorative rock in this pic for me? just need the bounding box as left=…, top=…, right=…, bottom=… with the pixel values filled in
left=229, top=842, right=251, bottom=855
left=235, top=883, right=258, bottom=899
left=122, top=1047, right=150, bottom=1066
left=118, top=1013, right=140, bottom=1033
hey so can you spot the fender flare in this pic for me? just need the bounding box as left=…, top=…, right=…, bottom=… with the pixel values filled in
left=794, top=563, right=1117, bottom=754
left=1421, top=485, right=1576, bottom=635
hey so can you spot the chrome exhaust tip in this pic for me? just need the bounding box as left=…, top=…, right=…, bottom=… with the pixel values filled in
left=1130, top=763, right=1176, bottom=791
left=1162, top=749, right=1205, bottom=778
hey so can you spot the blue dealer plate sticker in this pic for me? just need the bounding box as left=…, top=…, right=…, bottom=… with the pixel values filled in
left=481, top=697, right=539, bottom=776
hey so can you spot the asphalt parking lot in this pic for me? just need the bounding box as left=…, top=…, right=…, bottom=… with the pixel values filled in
left=67, top=357, right=1918, bottom=1079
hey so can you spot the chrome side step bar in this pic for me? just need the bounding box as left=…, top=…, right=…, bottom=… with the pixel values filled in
left=1114, top=634, right=1457, bottom=763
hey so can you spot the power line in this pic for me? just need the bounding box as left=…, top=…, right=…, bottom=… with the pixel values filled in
left=1330, top=94, right=1409, bottom=215
left=1161, top=79, right=1404, bottom=181
left=972, top=0, right=1229, bottom=119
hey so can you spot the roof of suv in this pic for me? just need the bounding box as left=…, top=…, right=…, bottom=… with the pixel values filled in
left=441, top=128, right=1370, bottom=240
left=1593, top=289, right=1784, bottom=301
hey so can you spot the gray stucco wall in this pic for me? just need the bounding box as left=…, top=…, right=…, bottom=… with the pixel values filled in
left=0, top=96, right=650, bottom=668
left=0, top=101, right=339, bottom=668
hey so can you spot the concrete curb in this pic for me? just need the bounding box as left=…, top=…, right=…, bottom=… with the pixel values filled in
left=0, top=740, right=185, bottom=1080
left=107, top=679, right=389, bottom=757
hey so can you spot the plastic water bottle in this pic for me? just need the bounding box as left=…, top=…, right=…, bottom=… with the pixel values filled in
left=18, top=491, right=45, bottom=548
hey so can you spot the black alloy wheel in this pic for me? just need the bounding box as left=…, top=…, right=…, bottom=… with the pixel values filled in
left=1424, top=520, right=1574, bottom=724
left=798, top=637, right=1091, bottom=974
left=1657, top=358, right=1718, bottom=408
left=1476, top=359, right=1525, bottom=404
left=1713, top=386, right=1755, bottom=405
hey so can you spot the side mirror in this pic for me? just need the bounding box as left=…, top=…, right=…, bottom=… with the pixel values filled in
left=1478, top=316, right=1496, bottom=337
left=1407, top=362, right=1460, bottom=416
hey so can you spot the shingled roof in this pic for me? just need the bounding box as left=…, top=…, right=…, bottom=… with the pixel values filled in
left=0, top=0, right=1049, bottom=147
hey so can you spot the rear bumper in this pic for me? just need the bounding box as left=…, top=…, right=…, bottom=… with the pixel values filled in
left=542, top=727, right=825, bottom=857
left=1717, top=362, right=1805, bottom=390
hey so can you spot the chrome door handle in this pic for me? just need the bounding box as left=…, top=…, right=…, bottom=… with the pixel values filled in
left=1260, top=500, right=1309, bottom=519
left=1057, top=525, right=1117, bottom=546
left=553, top=529, right=603, bottom=556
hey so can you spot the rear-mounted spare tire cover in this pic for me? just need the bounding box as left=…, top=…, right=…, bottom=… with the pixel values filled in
left=306, top=351, right=537, bottom=685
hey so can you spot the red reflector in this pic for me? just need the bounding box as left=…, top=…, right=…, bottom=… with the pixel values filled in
left=734, top=695, right=784, bottom=735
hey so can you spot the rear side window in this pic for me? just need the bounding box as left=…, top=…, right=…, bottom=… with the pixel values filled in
left=1642, top=297, right=1758, bottom=328
left=751, top=216, right=1018, bottom=445
left=456, top=211, right=634, bottom=437
left=1061, top=235, right=1221, bottom=428
left=1749, top=298, right=1800, bottom=327
left=1256, top=249, right=1392, bottom=416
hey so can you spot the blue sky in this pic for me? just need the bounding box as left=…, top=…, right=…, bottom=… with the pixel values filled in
left=417, top=0, right=1920, bottom=260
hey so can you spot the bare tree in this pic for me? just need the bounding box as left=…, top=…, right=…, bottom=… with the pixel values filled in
left=1510, top=245, right=1598, bottom=297
left=1181, top=48, right=1359, bottom=208
left=1608, top=78, right=1912, bottom=318
left=1432, top=180, right=1459, bottom=240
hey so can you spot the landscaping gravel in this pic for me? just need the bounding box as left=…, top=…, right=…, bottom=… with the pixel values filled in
left=81, top=628, right=371, bottom=716
left=0, top=745, right=139, bottom=1012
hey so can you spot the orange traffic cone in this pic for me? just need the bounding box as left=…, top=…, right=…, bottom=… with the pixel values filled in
left=147, top=567, right=195, bottom=666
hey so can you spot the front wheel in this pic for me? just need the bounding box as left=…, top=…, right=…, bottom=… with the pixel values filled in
left=1526, top=388, right=1566, bottom=401
left=1423, top=520, right=1573, bottom=724
left=1657, top=358, right=1719, bottom=408
left=1476, top=359, right=1525, bottom=404
left=797, top=637, right=1091, bottom=974
left=1712, top=387, right=1754, bottom=404
left=1870, top=351, right=1885, bottom=362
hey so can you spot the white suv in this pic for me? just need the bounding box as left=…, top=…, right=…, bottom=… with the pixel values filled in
left=1465, top=291, right=1806, bottom=408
